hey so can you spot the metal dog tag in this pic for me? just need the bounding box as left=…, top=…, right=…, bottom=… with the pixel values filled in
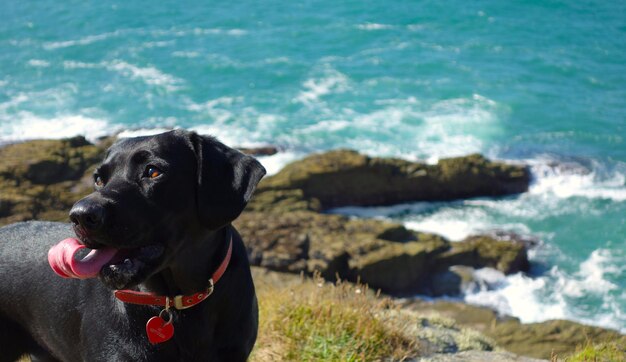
left=146, top=309, right=174, bottom=344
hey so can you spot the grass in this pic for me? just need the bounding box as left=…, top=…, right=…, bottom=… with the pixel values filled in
left=555, top=341, right=626, bottom=362
left=17, top=269, right=622, bottom=361
left=251, top=271, right=419, bottom=361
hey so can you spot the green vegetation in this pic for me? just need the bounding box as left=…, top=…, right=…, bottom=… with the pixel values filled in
left=252, top=272, right=419, bottom=361
left=562, top=341, right=626, bottom=362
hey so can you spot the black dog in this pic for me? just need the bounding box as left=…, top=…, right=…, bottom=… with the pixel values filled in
left=0, top=130, right=265, bottom=361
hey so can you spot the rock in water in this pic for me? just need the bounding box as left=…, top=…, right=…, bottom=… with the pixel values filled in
left=258, top=150, right=531, bottom=209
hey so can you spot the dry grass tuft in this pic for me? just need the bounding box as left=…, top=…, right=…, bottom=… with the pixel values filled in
left=251, top=272, right=419, bottom=361
left=555, top=340, right=626, bottom=362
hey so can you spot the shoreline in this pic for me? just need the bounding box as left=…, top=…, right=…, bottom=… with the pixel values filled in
left=0, top=134, right=623, bottom=360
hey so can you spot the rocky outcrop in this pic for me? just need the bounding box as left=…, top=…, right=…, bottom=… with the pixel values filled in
left=238, top=150, right=531, bottom=294
left=0, top=138, right=531, bottom=295
left=421, top=351, right=545, bottom=362
left=257, top=150, right=531, bottom=210
left=404, top=300, right=626, bottom=360
left=0, top=137, right=106, bottom=225
left=0, top=137, right=277, bottom=225
left=235, top=210, right=529, bottom=295
left=435, top=235, right=529, bottom=274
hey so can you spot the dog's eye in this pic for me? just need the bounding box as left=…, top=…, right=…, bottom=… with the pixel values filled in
left=94, top=175, right=104, bottom=187
left=146, top=166, right=162, bottom=179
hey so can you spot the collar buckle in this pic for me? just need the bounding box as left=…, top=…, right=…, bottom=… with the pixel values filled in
left=172, top=278, right=215, bottom=310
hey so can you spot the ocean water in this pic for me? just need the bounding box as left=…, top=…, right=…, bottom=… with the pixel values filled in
left=1, top=0, right=625, bottom=332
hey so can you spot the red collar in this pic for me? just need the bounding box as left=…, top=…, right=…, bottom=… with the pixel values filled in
left=114, top=237, right=233, bottom=310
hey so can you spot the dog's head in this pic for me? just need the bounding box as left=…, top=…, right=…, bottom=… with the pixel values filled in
left=58, top=130, right=265, bottom=289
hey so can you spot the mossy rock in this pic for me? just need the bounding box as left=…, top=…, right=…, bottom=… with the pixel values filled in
left=493, top=319, right=625, bottom=359
left=437, top=235, right=529, bottom=274
left=237, top=209, right=459, bottom=294
left=0, top=137, right=104, bottom=226
left=237, top=209, right=530, bottom=295
left=0, top=136, right=102, bottom=184
left=258, top=150, right=530, bottom=209
left=349, top=237, right=449, bottom=294
left=245, top=189, right=321, bottom=213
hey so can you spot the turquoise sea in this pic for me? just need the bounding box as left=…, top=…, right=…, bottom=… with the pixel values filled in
left=1, top=1, right=625, bottom=332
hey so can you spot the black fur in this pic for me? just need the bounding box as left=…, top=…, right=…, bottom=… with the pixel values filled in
left=0, top=130, right=265, bottom=361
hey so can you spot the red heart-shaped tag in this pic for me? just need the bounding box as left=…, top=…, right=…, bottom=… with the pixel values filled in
left=146, top=316, right=174, bottom=344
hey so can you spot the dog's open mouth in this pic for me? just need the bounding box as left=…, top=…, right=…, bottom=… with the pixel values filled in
left=48, top=238, right=163, bottom=280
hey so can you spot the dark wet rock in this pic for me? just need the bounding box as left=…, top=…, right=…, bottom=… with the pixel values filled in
left=0, top=199, right=13, bottom=218
left=259, top=150, right=531, bottom=210
left=429, top=266, right=476, bottom=297
left=377, top=225, right=418, bottom=242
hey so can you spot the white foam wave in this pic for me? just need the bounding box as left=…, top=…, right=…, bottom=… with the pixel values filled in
left=0, top=113, right=113, bottom=142
left=190, top=114, right=284, bottom=150
left=141, top=40, right=175, bottom=49
left=464, top=251, right=626, bottom=333
left=63, top=61, right=100, bottom=69
left=191, top=28, right=247, bottom=36
left=295, top=68, right=350, bottom=104
left=356, top=23, right=394, bottom=30
left=117, top=128, right=174, bottom=139
left=106, top=61, right=183, bottom=91
left=292, top=94, right=500, bottom=162
left=257, top=152, right=304, bottom=176
left=405, top=219, right=491, bottom=242
left=331, top=200, right=531, bottom=242
left=60, top=60, right=184, bottom=91
left=464, top=270, right=568, bottom=321
left=185, top=97, right=243, bottom=124
left=418, top=94, right=500, bottom=164
left=43, top=31, right=122, bottom=50
left=172, top=51, right=200, bottom=58
left=558, top=249, right=621, bottom=298
left=528, top=159, right=626, bottom=202
left=147, top=27, right=247, bottom=38
left=27, top=59, right=50, bottom=67
left=407, top=24, right=425, bottom=31
left=0, top=93, right=30, bottom=112
left=301, top=119, right=351, bottom=133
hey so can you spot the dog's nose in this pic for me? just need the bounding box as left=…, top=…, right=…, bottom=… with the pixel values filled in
left=69, top=201, right=105, bottom=232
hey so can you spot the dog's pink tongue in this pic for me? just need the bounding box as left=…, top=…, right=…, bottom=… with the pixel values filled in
left=48, top=238, right=117, bottom=279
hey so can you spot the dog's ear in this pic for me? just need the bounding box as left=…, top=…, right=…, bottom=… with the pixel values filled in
left=190, top=132, right=266, bottom=230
